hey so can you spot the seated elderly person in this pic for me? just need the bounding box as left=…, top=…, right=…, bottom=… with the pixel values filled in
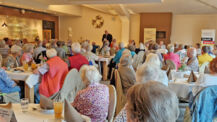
left=113, top=42, right=125, bottom=64
left=83, top=44, right=99, bottom=67
left=0, top=67, right=20, bottom=94
left=127, top=44, right=136, bottom=57
left=55, top=41, right=66, bottom=59
left=118, top=54, right=136, bottom=94
left=185, top=47, right=199, bottom=72
left=21, top=44, right=34, bottom=65
left=3, top=45, right=22, bottom=68
left=67, top=42, right=89, bottom=71
left=164, top=44, right=181, bottom=70
left=117, top=81, right=179, bottom=122
left=198, top=46, right=213, bottom=66
left=136, top=53, right=168, bottom=86
left=101, top=40, right=110, bottom=56
left=72, top=66, right=109, bottom=122
left=33, top=42, right=46, bottom=60
left=33, top=49, right=68, bottom=102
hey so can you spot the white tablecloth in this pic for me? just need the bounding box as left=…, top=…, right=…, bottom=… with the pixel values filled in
left=6, top=71, right=39, bottom=88
left=12, top=104, right=90, bottom=122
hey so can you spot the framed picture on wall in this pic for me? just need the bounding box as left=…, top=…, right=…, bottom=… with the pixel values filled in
left=156, top=31, right=166, bottom=39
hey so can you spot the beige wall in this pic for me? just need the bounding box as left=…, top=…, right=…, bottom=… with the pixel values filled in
left=120, top=16, right=130, bottom=46
left=0, top=15, right=42, bottom=42
left=171, top=14, right=217, bottom=46
left=59, top=7, right=122, bottom=46
left=129, top=14, right=140, bottom=47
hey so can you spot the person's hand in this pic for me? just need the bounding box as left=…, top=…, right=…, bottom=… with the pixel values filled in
left=33, top=69, right=39, bottom=74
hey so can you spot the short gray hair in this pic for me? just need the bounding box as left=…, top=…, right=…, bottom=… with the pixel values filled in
left=145, top=53, right=161, bottom=68
left=81, top=66, right=102, bottom=85
left=120, top=54, right=132, bottom=67
left=167, top=44, right=175, bottom=53
left=86, top=45, right=93, bottom=52
left=119, top=42, right=125, bottom=49
left=126, top=81, right=179, bottom=122
left=46, top=48, right=57, bottom=58
left=71, top=42, right=81, bottom=53
left=187, top=47, right=197, bottom=57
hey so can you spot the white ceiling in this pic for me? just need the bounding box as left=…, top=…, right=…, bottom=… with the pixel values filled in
left=1, top=0, right=217, bottom=16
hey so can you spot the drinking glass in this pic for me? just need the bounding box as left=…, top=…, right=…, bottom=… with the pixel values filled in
left=21, top=98, right=29, bottom=113
left=53, top=102, right=63, bottom=119
left=23, top=63, right=29, bottom=71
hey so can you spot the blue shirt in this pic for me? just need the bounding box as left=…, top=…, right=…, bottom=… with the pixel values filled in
left=131, top=51, right=136, bottom=57
left=0, top=68, right=16, bottom=93
left=113, top=48, right=125, bottom=64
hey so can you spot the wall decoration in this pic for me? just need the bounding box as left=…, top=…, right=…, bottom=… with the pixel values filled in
left=92, top=15, right=104, bottom=29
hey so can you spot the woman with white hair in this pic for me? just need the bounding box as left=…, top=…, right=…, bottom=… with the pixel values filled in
left=126, top=81, right=179, bottom=122
left=185, top=47, right=199, bottom=72
left=83, top=44, right=99, bottom=67
left=118, top=54, right=136, bottom=94
left=136, top=53, right=168, bottom=86
left=72, top=66, right=109, bottom=122
left=33, top=48, right=68, bottom=102
left=67, top=42, right=89, bottom=71
left=3, top=45, right=22, bottom=68
left=21, top=44, right=34, bottom=65
left=164, top=44, right=181, bottom=70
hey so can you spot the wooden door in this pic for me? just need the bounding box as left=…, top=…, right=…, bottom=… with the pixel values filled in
left=43, top=29, right=51, bottom=41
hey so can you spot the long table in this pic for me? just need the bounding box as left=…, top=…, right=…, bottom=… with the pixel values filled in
left=6, top=71, right=39, bottom=103
left=12, top=104, right=90, bottom=122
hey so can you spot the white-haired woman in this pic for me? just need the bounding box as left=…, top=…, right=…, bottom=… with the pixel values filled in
left=125, top=81, right=179, bottom=122
left=113, top=42, right=125, bottom=64
left=185, top=47, right=199, bottom=72
left=83, top=44, right=99, bottom=67
left=72, top=66, right=109, bottom=122
left=67, top=42, right=89, bottom=71
left=3, top=45, right=22, bottom=68
left=136, top=53, right=168, bottom=86
left=21, top=44, right=34, bottom=65
left=118, top=54, right=136, bottom=94
left=33, top=48, right=68, bottom=103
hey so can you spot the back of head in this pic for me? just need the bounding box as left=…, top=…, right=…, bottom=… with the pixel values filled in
left=126, top=81, right=179, bottom=122
left=128, top=45, right=136, bottom=51
left=120, top=54, right=132, bottom=67
left=23, top=44, right=34, bottom=53
left=71, top=42, right=81, bottom=54
left=122, top=49, right=131, bottom=56
left=119, top=42, right=125, bottom=49
left=151, top=43, right=158, bottom=50
left=46, top=48, right=57, bottom=58
left=0, top=40, right=6, bottom=48
left=167, top=44, right=175, bottom=53
left=81, top=66, right=102, bottom=85
left=210, top=57, right=217, bottom=73
left=145, top=53, right=161, bottom=68
left=56, top=41, right=62, bottom=47
left=187, top=47, right=197, bottom=57
left=202, top=46, right=209, bottom=53
left=86, top=44, right=93, bottom=52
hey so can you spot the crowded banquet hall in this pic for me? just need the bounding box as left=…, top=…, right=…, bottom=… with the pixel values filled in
left=0, top=0, right=217, bottom=121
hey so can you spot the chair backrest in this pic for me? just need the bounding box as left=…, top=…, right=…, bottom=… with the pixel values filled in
left=52, top=69, right=84, bottom=102
left=190, top=86, right=217, bottom=122
left=107, top=85, right=117, bottom=122
left=199, top=62, right=209, bottom=73
left=166, top=59, right=176, bottom=70
left=114, top=69, right=126, bottom=115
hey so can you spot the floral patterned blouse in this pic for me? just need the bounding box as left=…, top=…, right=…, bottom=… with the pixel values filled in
left=72, top=83, right=109, bottom=122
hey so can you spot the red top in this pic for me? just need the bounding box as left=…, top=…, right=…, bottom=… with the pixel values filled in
left=68, top=54, right=89, bottom=71
left=163, top=52, right=181, bottom=70
left=39, top=56, right=68, bottom=97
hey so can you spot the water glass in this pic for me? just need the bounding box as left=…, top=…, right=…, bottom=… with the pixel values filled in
left=21, top=98, right=29, bottom=112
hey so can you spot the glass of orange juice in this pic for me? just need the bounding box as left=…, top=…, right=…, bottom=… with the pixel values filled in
left=23, top=63, right=29, bottom=71
left=53, top=102, right=63, bottom=119
left=31, top=63, right=37, bottom=70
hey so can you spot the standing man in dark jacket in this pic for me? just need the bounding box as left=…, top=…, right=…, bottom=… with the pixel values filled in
left=102, top=30, right=113, bottom=45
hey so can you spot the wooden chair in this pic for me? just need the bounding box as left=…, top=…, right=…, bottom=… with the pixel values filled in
left=107, top=85, right=117, bottom=122
left=165, top=59, right=176, bottom=70
left=114, top=69, right=126, bottom=115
